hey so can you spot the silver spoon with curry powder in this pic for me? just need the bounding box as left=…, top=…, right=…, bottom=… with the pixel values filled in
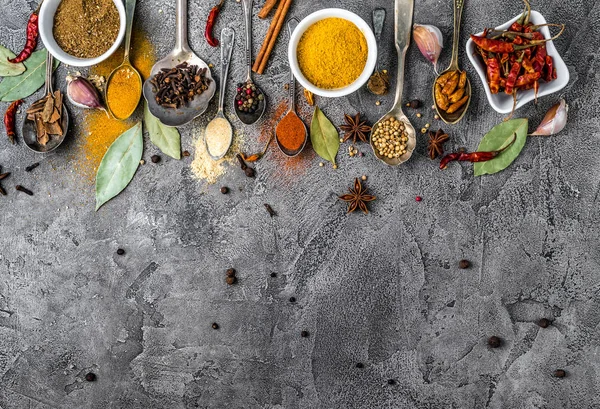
left=370, top=0, right=415, bottom=166
left=142, top=0, right=216, bottom=127
left=22, top=51, right=69, bottom=153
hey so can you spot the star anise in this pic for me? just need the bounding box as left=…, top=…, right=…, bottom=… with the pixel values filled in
left=340, top=113, right=371, bottom=144
left=0, top=166, right=9, bottom=196
left=427, top=128, right=449, bottom=159
left=339, top=178, right=376, bottom=214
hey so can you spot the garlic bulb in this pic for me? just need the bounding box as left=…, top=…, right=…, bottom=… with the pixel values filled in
left=530, top=99, right=568, bottom=136
left=413, top=24, right=444, bottom=73
left=66, top=74, right=106, bottom=112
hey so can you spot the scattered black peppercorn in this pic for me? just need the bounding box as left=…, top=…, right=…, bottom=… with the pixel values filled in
left=289, top=297, right=296, bottom=303
left=356, top=363, right=364, bottom=369
left=487, top=336, right=502, bottom=348
left=15, top=185, right=33, bottom=196
left=458, top=259, right=471, bottom=269
left=387, top=379, right=395, bottom=385
left=25, top=162, right=40, bottom=172
left=244, top=167, right=256, bottom=178
left=270, top=272, right=277, bottom=278
left=300, top=330, right=309, bottom=338
left=220, top=186, right=229, bottom=194
left=151, top=155, right=161, bottom=163
left=85, top=372, right=96, bottom=382
left=225, top=276, right=236, bottom=285
left=553, top=369, right=566, bottom=378
left=537, top=318, right=551, bottom=328
left=264, top=204, right=276, bottom=217
left=226, top=268, right=236, bottom=277
left=182, top=150, right=190, bottom=157
left=116, top=248, right=125, bottom=256
left=211, top=322, right=219, bottom=330
left=409, top=99, right=422, bottom=109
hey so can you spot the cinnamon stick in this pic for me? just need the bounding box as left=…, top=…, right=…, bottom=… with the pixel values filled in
left=252, top=0, right=293, bottom=74
left=258, top=0, right=279, bottom=19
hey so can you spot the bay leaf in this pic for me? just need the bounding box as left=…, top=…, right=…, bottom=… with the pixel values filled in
left=0, top=45, right=26, bottom=77
left=144, top=102, right=181, bottom=159
left=0, top=50, right=59, bottom=102
left=95, top=122, right=143, bottom=211
left=473, top=118, right=528, bottom=176
left=310, top=106, right=339, bottom=165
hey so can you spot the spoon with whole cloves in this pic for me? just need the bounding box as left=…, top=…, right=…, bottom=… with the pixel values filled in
left=22, top=51, right=69, bottom=153
left=370, top=0, right=415, bottom=166
left=275, top=18, right=307, bottom=157
left=432, top=0, right=471, bottom=124
left=234, top=0, right=267, bottom=125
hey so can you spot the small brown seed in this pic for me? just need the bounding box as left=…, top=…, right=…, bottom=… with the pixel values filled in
left=264, top=204, right=276, bottom=217
left=182, top=150, right=190, bottom=157
left=356, top=363, right=364, bottom=368
left=220, top=186, right=229, bottom=194
left=116, top=248, right=125, bottom=256
left=553, top=369, right=566, bottom=378
left=226, top=268, right=236, bottom=277
left=225, top=276, right=236, bottom=285
left=300, top=330, right=309, bottom=338
left=85, top=372, right=96, bottom=382
left=211, top=322, right=219, bottom=330
left=458, top=260, right=471, bottom=269
left=270, top=272, right=277, bottom=278
left=151, top=155, right=161, bottom=163
left=487, top=336, right=502, bottom=348
left=409, top=99, right=422, bottom=109
left=244, top=167, right=255, bottom=177
left=387, top=379, right=396, bottom=385
left=537, top=318, right=551, bottom=328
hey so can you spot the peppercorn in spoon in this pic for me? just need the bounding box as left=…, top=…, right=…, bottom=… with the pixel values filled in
left=234, top=0, right=267, bottom=125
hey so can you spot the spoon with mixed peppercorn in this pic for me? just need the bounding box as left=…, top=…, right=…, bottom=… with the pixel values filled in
left=234, top=0, right=267, bottom=125
left=432, top=0, right=471, bottom=124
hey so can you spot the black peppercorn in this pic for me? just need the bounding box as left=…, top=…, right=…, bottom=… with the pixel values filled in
left=211, top=322, right=219, bottom=330
left=116, top=248, right=125, bottom=256
left=244, top=167, right=255, bottom=178
left=300, top=330, right=309, bottom=338
left=487, top=336, right=502, bottom=348
left=226, top=268, right=236, bottom=277
left=387, top=379, right=395, bottom=385
left=537, top=318, right=551, bottom=328
left=85, top=372, right=96, bottom=382
left=220, top=186, right=229, bottom=194
left=270, top=272, right=277, bottom=278
left=182, top=150, right=190, bottom=157
left=553, top=369, right=566, bottom=378
left=151, top=155, right=161, bottom=163
left=225, top=276, right=236, bottom=285
left=289, top=297, right=296, bottom=303
left=356, top=363, right=364, bottom=369
left=458, top=259, right=471, bottom=269
left=409, top=99, right=422, bottom=109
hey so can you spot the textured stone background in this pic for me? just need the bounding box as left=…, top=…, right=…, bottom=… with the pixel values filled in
left=0, top=0, right=598, bottom=408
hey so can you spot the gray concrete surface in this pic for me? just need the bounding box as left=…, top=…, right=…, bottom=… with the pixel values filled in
left=1, top=0, right=598, bottom=408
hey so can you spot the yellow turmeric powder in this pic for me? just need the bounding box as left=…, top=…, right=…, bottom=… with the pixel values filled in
left=297, top=18, right=368, bottom=89
left=106, top=66, right=142, bottom=119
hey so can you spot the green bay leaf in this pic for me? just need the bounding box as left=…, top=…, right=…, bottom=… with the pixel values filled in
left=0, top=49, right=59, bottom=102
left=310, top=106, right=339, bottom=165
left=473, top=118, right=529, bottom=177
left=95, top=122, right=143, bottom=210
left=0, top=45, right=26, bottom=77
left=144, top=102, right=181, bottom=159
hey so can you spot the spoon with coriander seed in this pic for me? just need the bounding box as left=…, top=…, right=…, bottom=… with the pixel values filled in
left=106, top=0, right=142, bottom=120
left=234, top=0, right=267, bottom=125
left=432, top=0, right=471, bottom=124
left=370, top=0, right=415, bottom=166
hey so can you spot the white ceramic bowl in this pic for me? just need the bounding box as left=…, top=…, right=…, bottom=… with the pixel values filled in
left=288, top=9, right=377, bottom=98
left=39, top=0, right=126, bottom=67
left=466, top=10, right=569, bottom=114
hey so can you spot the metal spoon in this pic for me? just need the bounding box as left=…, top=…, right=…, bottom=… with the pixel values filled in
left=432, top=0, right=471, bottom=124
left=369, top=0, right=415, bottom=166
left=275, top=18, right=307, bottom=157
left=142, top=0, right=216, bottom=127
left=22, top=51, right=69, bottom=153
left=205, top=27, right=235, bottom=160
left=233, top=0, right=267, bottom=125
left=367, top=8, right=389, bottom=95
left=106, top=0, right=142, bottom=120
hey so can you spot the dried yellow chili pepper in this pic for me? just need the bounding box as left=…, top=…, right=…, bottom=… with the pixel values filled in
left=442, top=71, right=459, bottom=96
left=435, top=71, right=455, bottom=87
left=435, top=83, right=449, bottom=111
left=449, top=87, right=465, bottom=104
left=458, top=70, right=467, bottom=89
left=446, top=95, right=469, bottom=114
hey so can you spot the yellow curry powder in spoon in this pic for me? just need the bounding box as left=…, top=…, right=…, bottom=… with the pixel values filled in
left=106, top=66, right=142, bottom=119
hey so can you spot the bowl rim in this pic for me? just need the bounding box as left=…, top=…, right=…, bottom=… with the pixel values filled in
left=39, top=0, right=126, bottom=67
left=288, top=8, right=377, bottom=98
left=466, top=10, right=569, bottom=114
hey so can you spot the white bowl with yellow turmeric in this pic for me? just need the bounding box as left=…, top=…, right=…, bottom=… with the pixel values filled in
left=288, top=9, right=377, bottom=98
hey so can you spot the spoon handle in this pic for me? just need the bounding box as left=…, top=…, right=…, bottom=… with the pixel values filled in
left=241, top=0, right=253, bottom=80
left=372, top=8, right=386, bottom=72
left=44, top=50, right=53, bottom=96
left=175, top=0, right=191, bottom=53
left=392, top=0, right=414, bottom=110
left=287, top=18, right=299, bottom=112
left=449, top=0, right=465, bottom=70
left=123, top=0, right=136, bottom=63
left=219, top=28, right=235, bottom=113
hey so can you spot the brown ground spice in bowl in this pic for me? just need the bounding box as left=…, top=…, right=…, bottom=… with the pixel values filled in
left=53, top=0, right=120, bottom=59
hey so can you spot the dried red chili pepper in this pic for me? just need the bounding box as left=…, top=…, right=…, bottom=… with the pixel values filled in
left=204, top=0, right=225, bottom=47
left=4, top=100, right=23, bottom=144
left=440, top=134, right=517, bottom=170
left=505, top=54, right=524, bottom=95
left=486, top=55, right=501, bottom=94
left=8, top=11, right=38, bottom=64
left=544, top=55, right=556, bottom=82
left=515, top=72, right=541, bottom=88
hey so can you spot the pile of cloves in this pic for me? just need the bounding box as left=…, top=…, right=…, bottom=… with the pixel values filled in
left=236, top=154, right=255, bottom=178
left=150, top=62, right=211, bottom=109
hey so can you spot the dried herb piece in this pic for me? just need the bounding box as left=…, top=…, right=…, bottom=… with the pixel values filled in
left=0, top=49, right=59, bottom=102
left=339, top=178, right=376, bottom=214
left=310, top=106, right=339, bottom=166
left=340, top=113, right=371, bottom=144
left=303, top=89, right=315, bottom=106
left=144, top=102, right=181, bottom=159
left=367, top=70, right=389, bottom=95
left=15, top=185, right=33, bottom=196
left=427, top=129, right=449, bottom=159
left=0, top=45, right=26, bottom=77
left=473, top=119, right=528, bottom=176
left=264, top=204, right=276, bottom=217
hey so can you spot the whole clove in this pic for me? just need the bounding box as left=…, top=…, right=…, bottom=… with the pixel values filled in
left=225, top=276, right=236, bottom=285
left=244, top=167, right=255, bottom=178
left=150, top=62, right=212, bottom=109
left=0, top=186, right=6, bottom=196
left=15, top=185, right=33, bottom=196
left=236, top=153, right=248, bottom=170
left=0, top=172, right=10, bottom=180
left=236, top=153, right=256, bottom=177
left=264, top=204, right=276, bottom=217
left=25, top=162, right=40, bottom=172
left=226, top=268, right=236, bottom=277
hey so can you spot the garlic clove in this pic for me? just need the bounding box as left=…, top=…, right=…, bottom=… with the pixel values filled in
left=530, top=99, right=568, bottom=136
left=413, top=24, right=444, bottom=73
left=66, top=75, right=106, bottom=112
